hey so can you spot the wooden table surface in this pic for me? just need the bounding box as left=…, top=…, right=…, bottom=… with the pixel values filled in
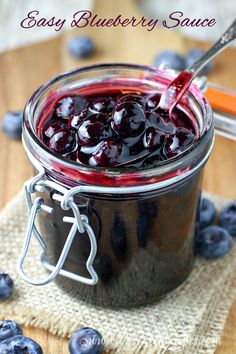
left=0, top=1, right=236, bottom=352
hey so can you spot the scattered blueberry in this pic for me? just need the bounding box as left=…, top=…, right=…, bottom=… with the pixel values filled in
left=0, top=273, right=13, bottom=300
left=68, top=36, right=95, bottom=59
left=185, top=49, right=213, bottom=75
left=69, top=327, right=104, bottom=354
left=0, top=321, right=23, bottom=343
left=0, top=335, right=43, bottom=353
left=154, top=50, right=185, bottom=71
left=199, top=198, right=216, bottom=229
left=1, top=111, right=23, bottom=139
left=218, top=201, right=236, bottom=236
left=195, top=225, right=233, bottom=259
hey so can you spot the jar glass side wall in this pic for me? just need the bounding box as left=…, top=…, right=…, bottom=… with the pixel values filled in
left=36, top=169, right=202, bottom=308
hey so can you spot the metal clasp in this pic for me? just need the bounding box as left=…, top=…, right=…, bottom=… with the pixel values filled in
left=17, top=166, right=98, bottom=286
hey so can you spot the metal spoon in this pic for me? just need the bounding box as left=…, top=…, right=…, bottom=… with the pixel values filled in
left=158, top=18, right=236, bottom=117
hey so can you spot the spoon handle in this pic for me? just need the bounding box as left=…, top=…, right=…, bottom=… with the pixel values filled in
left=158, top=18, right=236, bottom=114
left=189, top=18, right=236, bottom=77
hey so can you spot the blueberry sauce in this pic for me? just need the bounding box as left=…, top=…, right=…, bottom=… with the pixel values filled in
left=38, top=83, right=198, bottom=168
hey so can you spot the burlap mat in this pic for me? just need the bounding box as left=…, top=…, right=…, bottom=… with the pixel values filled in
left=0, top=190, right=236, bottom=354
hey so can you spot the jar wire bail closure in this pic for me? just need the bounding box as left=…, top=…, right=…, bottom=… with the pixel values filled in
left=17, top=145, right=98, bottom=286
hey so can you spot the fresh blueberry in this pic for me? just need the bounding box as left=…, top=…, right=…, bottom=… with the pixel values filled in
left=0, top=321, right=22, bottom=343
left=0, top=321, right=23, bottom=343
left=0, top=335, right=43, bottom=353
left=154, top=50, right=185, bottom=71
left=195, top=225, right=233, bottom=259
left=0, top=273, right=13, bottom=300
left=218, top=201, right=236, bottom=236
left=2, top=112, right=23, bottom=139
left=69, top=327, right=104, bottom=354
left=185, top=49, right=213, bottom=75
left=68, top=36, right=95, bottom=59
left=199, top=198, right=216, bottom=229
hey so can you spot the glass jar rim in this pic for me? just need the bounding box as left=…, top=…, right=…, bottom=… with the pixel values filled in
left=23, top=63, right=214, bottom=187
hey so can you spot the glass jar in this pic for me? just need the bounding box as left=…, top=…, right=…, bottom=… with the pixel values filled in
left=19, top=64, right=214, bottom=308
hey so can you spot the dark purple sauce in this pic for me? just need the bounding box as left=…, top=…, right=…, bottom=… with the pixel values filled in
left=38, top=84, right=198, bottom=169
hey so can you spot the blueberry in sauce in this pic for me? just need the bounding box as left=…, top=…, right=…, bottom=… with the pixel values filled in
left=137, top=212, right=149, bottom=248
left=146, top=94, right=160, bottom=110
left=55, top=95, right=88, bottom=119
left=90, top=140, right=123, bottom=167
left=96, top=253, right=113, bottom=283
left=146, top=112, right=175, bottom=134
left=78, top=114, right=112, bottom=147
left=49, top=128, right=77, bottom=154
left=111, top=101, right=146, bottom=137
left=163, top=128, right=195, bottom=158
left=111, top=215, right=127, bottom=260
left=143, top=127, right=165, bottom=149
left=44, top=120, right=67, bottom=139
left=40, top=88, right=198, bottom=168
left=89, top=97, right=116, bottom=114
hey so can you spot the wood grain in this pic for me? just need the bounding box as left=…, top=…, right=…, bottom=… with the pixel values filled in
left=0, top=0, right=235, bottom=352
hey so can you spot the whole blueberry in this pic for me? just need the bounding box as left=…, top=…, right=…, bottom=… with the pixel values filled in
left=0, top=273, right=14, bottom=300
left=0, top=321, right=23, bottom=343
left=199, top=198, right=216, bottom=229
left=218, top=201, right=236, bottom=236
left=2, top=111, right=23, bottom=139
left=185, top=49, right=213, bottom=75
left=154, top=50, right=185, bottom=71
left=69, top=327, right=104, bottom=354
left=0, top=335, right=43, bottom=353
left=68, top=36, right=95, bottom=58
left=195, top=225, right=233, bottom=259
